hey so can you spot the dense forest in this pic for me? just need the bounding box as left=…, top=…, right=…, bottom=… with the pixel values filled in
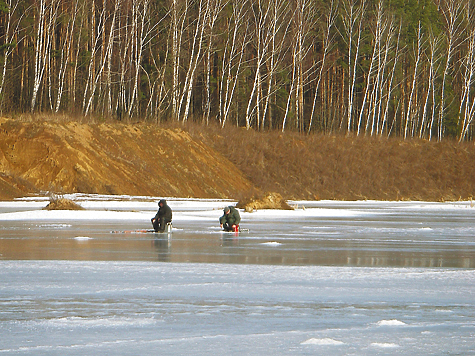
left=1, top=0, right=475, bottom=141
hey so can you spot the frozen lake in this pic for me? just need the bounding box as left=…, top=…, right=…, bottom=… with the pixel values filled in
left=1, top=195, right=474, bottom=355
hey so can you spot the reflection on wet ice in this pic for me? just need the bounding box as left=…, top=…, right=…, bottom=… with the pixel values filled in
left=0, top=198, right=474, bottom=268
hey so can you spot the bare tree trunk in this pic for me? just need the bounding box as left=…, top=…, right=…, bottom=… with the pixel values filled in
left=31, top=0, right=58, bottom=112
left=179, top=0, right=207, bottom=121
left=374, top=17, right=396, bottom=136
left=404, top=22, right=423, bottom=139
left=381, top=21, right=402, bottom=137
left=84, top=0, right=118, bottom=116
left=245, top=0, right=272, bottom=129
left=127, top=0, right=150, bottom=118
left=420, top=31, right=441, bottom=139
left=219, top=0, right=249, bottom=128
left=438, top=0, right=463, bottom=141
left=281, top=0, right=315, bottom=132
left=203, top=0, right=226, bottom=124
left=0, top=0, right=25, bottom=113
left=55, top=0, right=79, bottom=113
left=171, top=0, right=188, bottom=120
left=71, top=3, right=86, bottom=110
left=282, top=41, right=297, bottom=133
left=342, top=0, right=366, bottom=134
left=308, top=0, right=337, bottom=134
left=150, top=37, right=170, bottom=122
left=459, top=5, right=475, bottom=142
left=356, top=1, right=380, bottom=136
left=261, top=0, right=278, bottom=130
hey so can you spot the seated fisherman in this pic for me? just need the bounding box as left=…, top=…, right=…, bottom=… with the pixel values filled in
left=151, top=199, right=172, bottom=232
left=219, top=206, right=241, bottom=232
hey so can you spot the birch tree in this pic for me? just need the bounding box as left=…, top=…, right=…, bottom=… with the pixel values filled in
left=127, top=0, right=152, bottom=118
left=170, top=0, right=188, bottom=120
left=54, top=0, right=79, bottom=112
left=340, top=0, right=366, bottom=134
left=245, top=0, right=273, bottom=129
left=308, top=0, right=337, bottom=134
left=203, top=0, right=227, bottom=124
left=145, top=8, right=171, bottom=121
left=379, top=20, right=401, bottom=137
left=178, top=0, right=207, bottom=121
left=0, top=0, right=25, bottom=112
left=281, top=33, right=297, bottom=132
left=420, top=30, right=442, bottom=139
left=282, top=0, right=314, bottom=132
left=437, top=0, right=464, bottom=140
left=84, top=0, right=119, bottom=116
left=145, top=38, right=169, bottom=121
left=356, top=0, right=382, bottom=136
left=459, top=3, right=475, bottom=142
left=218, top=0, right=249, bottom=127
left=31, top=0, right=60, bottom=112
left=404, top=21, right=423, bottom=139
left=372, top=17, right=399, bottom=136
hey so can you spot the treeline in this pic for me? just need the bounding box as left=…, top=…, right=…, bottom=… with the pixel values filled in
left=0, top=0, right=474, bottom=141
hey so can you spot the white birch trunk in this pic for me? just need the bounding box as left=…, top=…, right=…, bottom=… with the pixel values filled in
left=308, top=0, right=336, bottom=133
left=203, top=0, right=226, bottom=124
left=261, top=0, right=290, bottom=130
left=459, top=14, right=475, bottom=142
left=127, top=0, right=149, bottom=118
left=179, top=0, right=207, bottom=121
left=356, top=7, right=379, bottom=136
left=171, top=0, right=188, bottom=120
left=0, top=0, right=24, bottom=112
left=437, top=0, right=463, bottom=141
left=345, top=0, right=365, bottom=134
left=245, top=0, right=271, bottom=129
left=219, top=0, right=249, bottom=128
left=381, top=21, right=401, bottom=136
left=282, top=42, right=297, bottom=132
left=374, top=18, right=395, bottom=136
left=31, top=0, right=54, bottom=112
left=420, top=32, right=441, bottom=139
left=404, top=22, right=422, bottom=139
left=84, top=1, right=118, bottom=116
left=55, top=0, right=78, bottom=113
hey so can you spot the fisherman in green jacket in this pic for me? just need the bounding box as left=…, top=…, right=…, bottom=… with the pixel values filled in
left=219, top=206, right=241, bottom=232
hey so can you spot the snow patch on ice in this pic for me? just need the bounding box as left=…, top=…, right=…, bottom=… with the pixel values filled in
left=261, top=241, right=282, bottom=246
left=40, top=316, right=157, bottom=327
left=74, top=236, right=92, bottom=241
left=38, top=223, right=72, bottom=228
left=370, top=342, right=400, bottom=348
left=301, top=338, right=345, bottom=346
left=376, top=319, right=407, bottom=326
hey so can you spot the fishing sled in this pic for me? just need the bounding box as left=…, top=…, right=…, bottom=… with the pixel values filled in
left=111, top=229, right=156, bottom=234
left=222, top=227, right=249, bottom=233
left=111, top=223, right=172, bottom=234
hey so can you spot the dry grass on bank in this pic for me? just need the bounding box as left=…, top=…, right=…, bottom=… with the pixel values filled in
left=192, top=124, right=475, bottom=201
left=44, top=197, right=84, bottom=210
left=236, top=191, right=294, bottom=212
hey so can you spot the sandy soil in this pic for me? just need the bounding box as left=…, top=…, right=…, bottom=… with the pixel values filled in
left=0, top=118, right=253, bottom=200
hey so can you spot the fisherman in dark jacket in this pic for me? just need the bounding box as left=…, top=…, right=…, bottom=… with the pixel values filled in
left=152, top=199, right=172, bottom=232
left=219, top=206, right=241, bottom=232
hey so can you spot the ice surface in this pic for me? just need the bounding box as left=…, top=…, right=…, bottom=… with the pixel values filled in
left=1, top=195, right=475, bottom=355
left=301, top=338, right=346, bottom=346
left=1, top=261, right=474, bottom=355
